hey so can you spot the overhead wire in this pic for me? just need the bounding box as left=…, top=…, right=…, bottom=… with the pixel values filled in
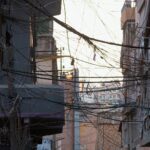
left=1, top=0, right=149, bottom=148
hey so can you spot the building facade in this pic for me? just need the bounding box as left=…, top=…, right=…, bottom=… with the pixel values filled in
left=79, top=107, right=121, bottom=150
left=54, top=69, right=80, bottom=150
left=120, top=0, right=150, bottom=149
left=54, top=72, right=75, bottom=150
left=95, top=82, right=123, bottom=105
left=0, top=0, right=64, bottom=149
left=80, top=82, right=123, bottom=106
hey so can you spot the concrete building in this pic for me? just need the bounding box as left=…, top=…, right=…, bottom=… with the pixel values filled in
left=79, top=107, right=122, bottom=150
left=80, top=82, right=123, bottom=106
left=54, top=69, right=80, bottom=150
left=0, top=0, right=64, bottom=149
left=120, top=0, right=150, bottom=149
left=55, top=72, right=75, bottom=150
left=95, top=82, right=124, bottom=105
left=36, top=19, right=58, bottom=85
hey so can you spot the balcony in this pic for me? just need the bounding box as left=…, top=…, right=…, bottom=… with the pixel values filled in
left=13, top=0, right=62, bottom=16
left=121, top=1, right=135, bottom=29
left=0, top=84, right=64, bottom=141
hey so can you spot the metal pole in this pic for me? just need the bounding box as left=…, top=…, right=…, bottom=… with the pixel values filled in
left=73, top=68, right=80, bottom=150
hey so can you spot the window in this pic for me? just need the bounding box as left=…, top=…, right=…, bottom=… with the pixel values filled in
left=113, top=95, right=116, bottom=99
left=102, top=95, right=105, bottom=99
left=36, top=17, right=53, bottom=35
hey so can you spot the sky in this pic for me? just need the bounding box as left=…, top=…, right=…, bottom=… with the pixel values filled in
left=54, top=0, right=124, bottom=82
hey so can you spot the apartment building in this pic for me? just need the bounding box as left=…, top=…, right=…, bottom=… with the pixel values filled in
left=120, top=0, right=150, bottom=149
left=96, top=82, right=123, bottom=105
left=0, top=0, right=64, bottom=149
left=80, top=82, right=123, bottom=106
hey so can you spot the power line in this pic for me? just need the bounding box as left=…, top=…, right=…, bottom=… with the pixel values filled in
left=22, top=0, right=150, bottom=50
left=3, top=67, right=150, bottom=82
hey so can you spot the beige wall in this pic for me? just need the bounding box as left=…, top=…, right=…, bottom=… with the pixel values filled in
left=56, top=77, right=74, bottom=150
left=121, top=7, right=135, bottom=29
left=80, top=122, right=97, bottom=150
left=36, top=60, right=53, bottom=85
left=80, top=115, right=121, bottom=150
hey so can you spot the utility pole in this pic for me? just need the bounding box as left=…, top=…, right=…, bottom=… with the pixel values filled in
left=73, top=68, right=80, bottom=150
left=0, top=1, right=19, bottom=149
left=6, top=14, right=23, bottom=150
left=95, top=113, right=100, bottom=150
left=52, top=38, right=58, bottom=84
left=6, top=24, right=18, bottom=150
left=30, top=15, right=37, bottom=84
left=95, top=113, right=104, bottom=150
left=0, top=5, right=10, bottom=150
